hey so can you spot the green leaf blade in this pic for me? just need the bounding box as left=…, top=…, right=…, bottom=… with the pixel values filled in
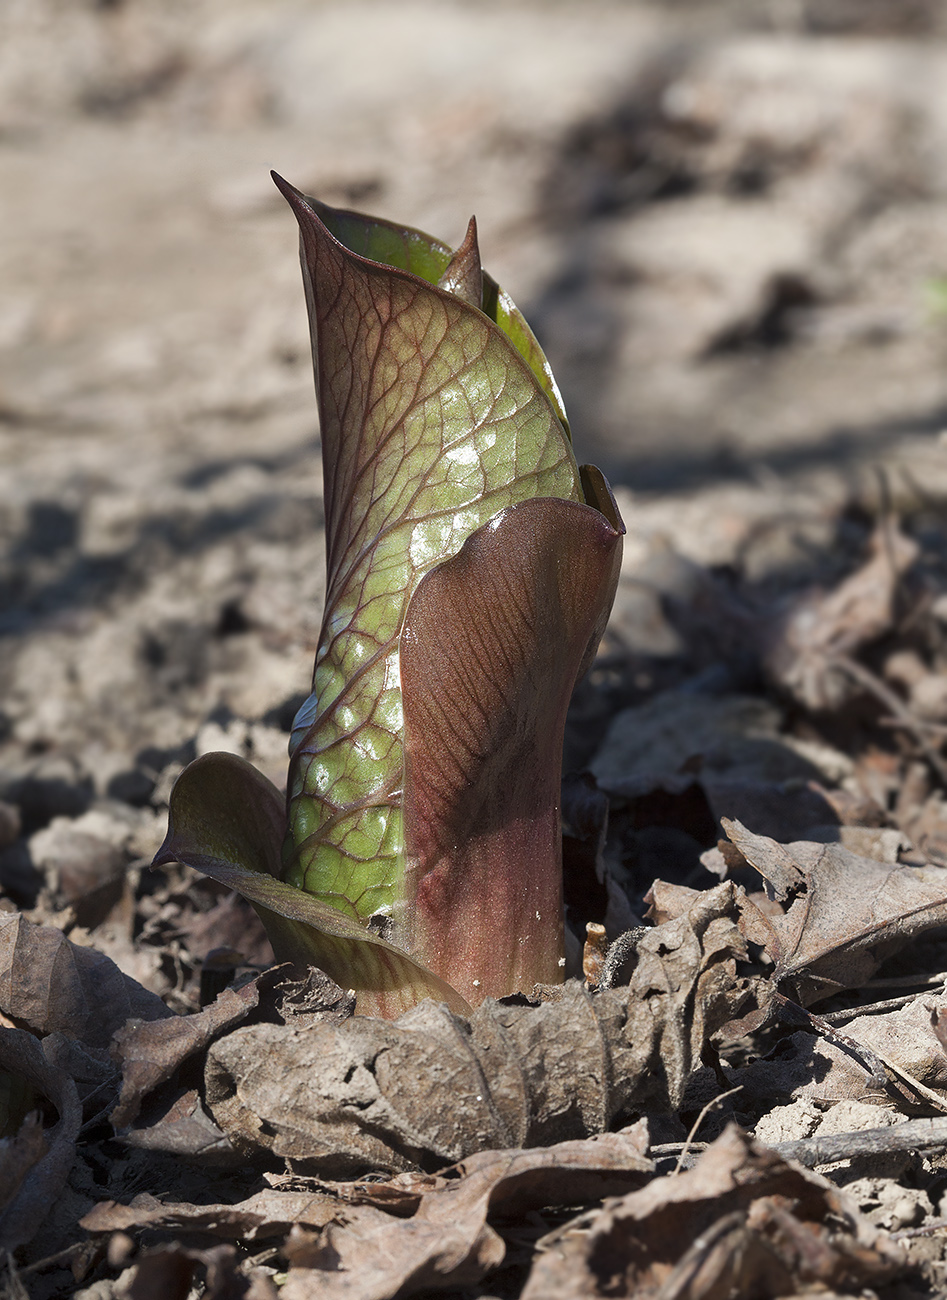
left=285, top=182, right=570, bottom=433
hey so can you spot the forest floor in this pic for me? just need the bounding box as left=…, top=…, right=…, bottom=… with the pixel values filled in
left=4, top=1, right=947, bottom=1296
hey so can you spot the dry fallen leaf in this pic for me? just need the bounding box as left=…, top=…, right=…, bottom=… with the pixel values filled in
left=110, top=977, right=261, bottom=1129
left=0, top=1027, right=82, bottom=1251
left=81, top=1187, right=341, bottom=1241
left=0, top=911, right=172, bottom=1049
left=278, top=1130, right=652, bottom=1300
left=519, top=1125, right=903, bottom=1298
left=761, top=518, right=919, bottom=711
left=203, top=884, right=756, bottom=1175
left=723, top=819, right=947, bottom=1006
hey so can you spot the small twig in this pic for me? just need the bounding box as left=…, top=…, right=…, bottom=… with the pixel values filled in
left=820, top=992, right=935, bottom=1025
left=768, top=1116, right=947, bottom=1169
left=672, top=1087, right=743, bottom=1176
left=774, top=992, right=947, bottom=1114
left=863, top=972, right=947, bottom=991
left=892, top=1218, right=947, bottom=1240
left=16, top=1244, right=88, bottom=1277
left=655, top=1117, right=947, bottom=1172
left=650, top=1141, right=709, bottom=1160
left=774, top=993, right=889, bottom=1092
left=653, top=1211, right=746, bottom=1300
left=880, top=716, right=947, bottom=738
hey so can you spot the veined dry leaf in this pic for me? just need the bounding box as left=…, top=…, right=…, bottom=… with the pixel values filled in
left=0, top=912, right=172, bottom=1050
left=204, top=885, right=756, bottom=1175
left=520, top=1125, right=903, bottom=1299
left=723, top=819, right=947, bottom=1006
left=279, top=1131, right=652, bottom=1300
left=0, top=1028, right=81, bottom=1251
left=110, top=978, right=260, bottom=1130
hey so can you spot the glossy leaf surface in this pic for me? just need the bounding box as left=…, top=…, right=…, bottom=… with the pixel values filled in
left=400, top=498, right=623, bottom=1003
left=274, top=178, right=583, bottom=924
left=287, top=187, right=571, bottom=434
left=154, top=753, right=471, bottom=1018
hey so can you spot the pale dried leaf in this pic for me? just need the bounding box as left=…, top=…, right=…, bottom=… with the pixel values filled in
left=0, top=912, right=172, bottom=1050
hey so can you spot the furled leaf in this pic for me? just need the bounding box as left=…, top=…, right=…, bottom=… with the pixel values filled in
left=273, top=177, right=583, bottom=929
left=154, top=753, right=471, bottom=1018
left=400, top=497, right=623, bottom=1003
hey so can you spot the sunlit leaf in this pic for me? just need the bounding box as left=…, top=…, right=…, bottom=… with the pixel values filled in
left=281, top=182, right=571, bottom=433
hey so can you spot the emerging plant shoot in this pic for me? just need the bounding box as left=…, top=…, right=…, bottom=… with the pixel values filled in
left=155, top=179, right=623, bottom=1016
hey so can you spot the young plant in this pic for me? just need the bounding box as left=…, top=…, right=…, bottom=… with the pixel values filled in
left=154, top=178, right=624, bottom=1017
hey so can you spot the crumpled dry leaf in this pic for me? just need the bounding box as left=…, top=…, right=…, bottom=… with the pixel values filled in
left=120, top=1085, right=240, bottom=1163
left=0, top=1027, right=82, bottom=1250
left=520, top=1125, right=903, bottom=1299
left=761, top=518, right=919, bottom=711
left=81, top=1187, right=341, bottom=1241
left=110, top=977, right=260, bottom=1129
left=0, top=911, right=172, bottom=1050
left=205, top=885, right=756, bottom=1175
left=724, top=819, right=947, bottom=1006
left=82, top=1127, right=651, bottom=1300
left=279, top=1130, right=651, bottom=1300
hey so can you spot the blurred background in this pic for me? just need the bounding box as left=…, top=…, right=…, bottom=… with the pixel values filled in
left=2, top=0, right=947, bottom=914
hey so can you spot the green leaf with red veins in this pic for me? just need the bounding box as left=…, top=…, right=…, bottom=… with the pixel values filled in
left=274, top=179, right=583, bottom=927
left=153, top=752, right=471, bottom=1018
left=400, top=497, right=623, bottom=1004
left=288, top=186, right=571, bottom=435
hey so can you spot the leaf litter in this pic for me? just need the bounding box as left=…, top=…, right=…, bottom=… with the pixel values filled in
left=4, top=485, right=947, bottom=1296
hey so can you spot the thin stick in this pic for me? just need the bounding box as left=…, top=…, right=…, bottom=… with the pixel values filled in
left=672, top=1087, right=743, bottom=1176
left=654, top=1117, right=947, bottom=1171
left=769, top=1116, right=947, bottom=1169
left=820, top=992, right=936, bottom=1024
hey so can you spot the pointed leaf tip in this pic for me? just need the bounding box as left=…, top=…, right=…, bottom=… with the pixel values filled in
left=437, top=215, right=482, bottom=308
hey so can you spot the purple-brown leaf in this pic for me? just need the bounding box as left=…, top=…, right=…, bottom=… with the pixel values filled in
left=400, top=497, right=623, bottom=1003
